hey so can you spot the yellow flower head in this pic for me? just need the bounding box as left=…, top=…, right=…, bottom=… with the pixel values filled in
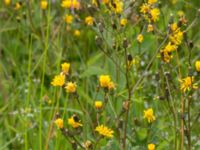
left=150, top=8, right=160, bottom=22
left=148, top=143, right=155, bottom=150
left=85, top=16, right=94, bottom=26
left=148, top=0, right=157, bottom=5
left=14, top=2, right=22, bottom=10
left=68, top=115, right=83, bottom=128
left=120, top=18, right=127, bottom=26
left=108, top=81, right=116, bottom=90
left=95, top=125, right=114, bottom=138
left=55, top=118, right=64, bottom=129
left=99, top=75, right=111, bottom=88
left=40, top=1, right=48, bottom=10
left=65, top=15, right=73, bottom=24
left=140, top=3, right=150, bottom=14
left=147, top=24, right=154, bottom=32
left=4, top=0, right=11, bottom=6
left=110, top=0, right=123, bottom=14
left=61, top=0, right=80, bottom=9
left=61, top=62, right=70, bottom=74
left=95, top=101, right=103, bottom=109
left=74, top=30, right=81, bottom=37
left=195, top=60, right=200, bottom=72
left=137, top=34, right=144, bottom=43
left=102, top=0, right=109, bottom=4
left=179, top=76, right=198, bottom=92
left=51, top=75, right=65, bottom=87
left=143, top=108, right=156, bottom=123
left=65, top=82, right=77, bottom=93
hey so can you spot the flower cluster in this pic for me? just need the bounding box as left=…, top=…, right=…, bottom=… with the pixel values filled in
left=140, top=0, right=160, bottom=23
left=51, top=62, right=77, bottom=94
left=99, top=75, right=115, bottom=90
left=161, top=23, right=183, bottom=63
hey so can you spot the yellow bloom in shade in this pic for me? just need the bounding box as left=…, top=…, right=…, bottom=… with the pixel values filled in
left=140, top=3, right=150, bottom=14
left=102, top=0, right=109, bottom=4
left=65, top=82, right=77, bottom=93
left=55, top=118, right=64, bottom=129
left=65, top=15, right=73, bottom=24
left=148, top=143, right=155, bottom=150
left=85, top=16, right=94, bottom=26
left=51, top=75, right=65, bottom=87
left=120, top=18, right=127, bottom=26
left=148, top=0, right=157, bottom=5
left=179, top=76, right=198, bottom=92
left=4, top=0, right=11, bottom=6
left=147, top=24, right=154, bottom=32
left=74, top=30, right=81, bottom=37
left=150, top=8, right=160, bottom=22
left=95, top=101, right=103, bottom=109
left=40, top=1, right=48, bottom=10
left=95, top=125, right=114, bottom=138
left=14, top=2, right=22, bottom=10
left=108, top=81, right=116, bottom=90
left=68, top=115, right=83, bottom=128
left=143, top=108, right=156, bottom=123
left=61, top=62, right=70, bottom=74
left=195, top=61, right=200, bottom=72
left=99, top=75, right=111, bottom=88
left=137, top=34, right=144, bottom=43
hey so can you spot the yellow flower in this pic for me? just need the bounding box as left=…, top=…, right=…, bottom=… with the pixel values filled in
left=120, top=18, right=127, bottom=26
left=163, top=42, right=177, bottom=53
left=110, top=0, right=123, bottom=14
left=65, top=82, right=77, bottom=93
left=108, top=81, right=116, bottom=90
left=147, top=24, right=154, bottom=32
left=14, top=2, right=22, bottom=10
left=51, top=75, right=65, bottom=87
left=160, top=51, right=173, bottom=63
left=4, top=0, right=11, bottom=6
left=99, top=75, right=111, bottom=88
left=40, top=1, right=48, bottom=10
left=143, top=108, right=156, bottom=123
left=148, top=0, right=157, bottom=5
left=137, top=34, right=144, bottom=43
left=74, top=30, right=81, bottom=37
left=65, top=15, right=73, bottom=24
left=61, top=0, right=80, bottom=9
left=85, top=16, right=94, bottom=26
left=68, top=115, right=83, bottom=128
left=102, top=0, right=109, bottom=4
left=55, top=118, right=64, bottom=129
left=140, top=3, right=150, bottom=14
left=95, top=125, right=114, bottom=138
left=61, top=62, right=70, bottom=74
left=195, top=61, right=200, bottom=72
left=179, top=76, right=198, bottom=92
left=95, top=101, right=103, bottom=109
left=148, top=143, right=155, bottom=150
left=150, top=8, right=160, bottom=22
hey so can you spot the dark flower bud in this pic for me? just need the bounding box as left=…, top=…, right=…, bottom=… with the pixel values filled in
left=95, top=36, right=102, bottom=46
left=123, top=38, right=128, bottom=49
left=127, top=54, right=133, bottom=61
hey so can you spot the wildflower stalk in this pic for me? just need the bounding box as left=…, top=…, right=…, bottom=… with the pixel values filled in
left=175, top=49, right=184, bottom=150
left=39, top=1, right=51, bottom=149
left=24, top=34, right=33, bottom=150
left=122, top=43, right=131, bottom=150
